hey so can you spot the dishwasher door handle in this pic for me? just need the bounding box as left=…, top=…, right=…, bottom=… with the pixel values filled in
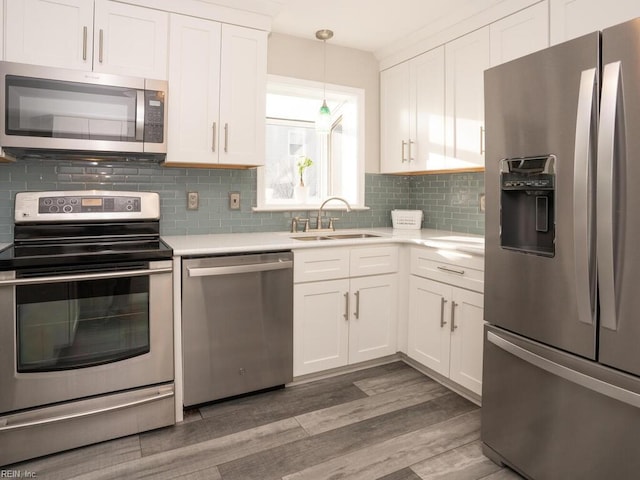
left=187, top=260, right=293, bottom=277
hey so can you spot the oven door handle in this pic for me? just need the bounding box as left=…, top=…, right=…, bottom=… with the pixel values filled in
left=0, top=266, right=172, bottom=286
left=0, top=386, right=174, bottom=432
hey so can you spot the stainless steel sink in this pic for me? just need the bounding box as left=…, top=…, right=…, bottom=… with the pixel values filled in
left=290, top=235, right=333, bottom=241
left=290, top=233, right=381, bottom=241
left=326, top=233, right=381, bottom=239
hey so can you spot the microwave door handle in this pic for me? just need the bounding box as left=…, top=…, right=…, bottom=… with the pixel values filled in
left=598, top=61, right=624, bottom=331
left=573, top=68, right=597, bottom=326
left=136, top=90, right=145, bottom=142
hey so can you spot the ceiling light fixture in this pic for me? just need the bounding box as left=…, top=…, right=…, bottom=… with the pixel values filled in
left=315, top=29, right=333, bottom=134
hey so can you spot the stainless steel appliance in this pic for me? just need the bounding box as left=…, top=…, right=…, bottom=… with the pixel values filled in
left=182, top=252, right=293, bottom=406
left=0, top=61, right=167, bottom=162
left=483, top=17, right=640, bottom=479
left=0, top=191, right=174, bottom=466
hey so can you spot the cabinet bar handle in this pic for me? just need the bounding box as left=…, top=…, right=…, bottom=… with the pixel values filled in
left=82, top=26, right=88, bottom=61
left=440, top=297, right=448, bottom=328
left=344, top=292, right=349, bottom=320
left=212, top=122, right=217, bottom=152
left=480, top=126, right=485, bottom=155
left=437, top=265, right=465, bottom=275
left=354, top=291, right=360, bottom=319
left=224, top=123, right=229, bottom=153
left=401, top=140, right=407, bottom=162
left=99, top=29, right=104, bottom=63
left=408, top=139, right=414, bottom=162
left=450, top=301, right=458, bottom=332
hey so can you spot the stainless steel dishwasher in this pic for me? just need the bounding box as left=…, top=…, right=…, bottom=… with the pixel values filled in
left=181, top=251, right=293, bottom=406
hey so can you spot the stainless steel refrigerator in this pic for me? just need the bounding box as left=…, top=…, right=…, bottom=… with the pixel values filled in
left=483, top=17, right=640, bottom=479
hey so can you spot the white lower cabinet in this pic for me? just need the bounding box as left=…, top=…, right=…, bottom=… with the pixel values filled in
left=407, top=247, right=485, bottom=396
left=293, top=246, right=398, bottom=376
left=294, top=279, right=350, bottom=374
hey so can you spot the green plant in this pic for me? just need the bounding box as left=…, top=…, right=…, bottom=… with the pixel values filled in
left=296, top=157, right=313, bottom=186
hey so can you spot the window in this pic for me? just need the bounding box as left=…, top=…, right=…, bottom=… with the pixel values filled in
left=256, top=75, right=365, bottom=210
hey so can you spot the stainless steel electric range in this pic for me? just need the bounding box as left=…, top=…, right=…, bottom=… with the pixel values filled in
left=0, top=190, right=175, bottom=467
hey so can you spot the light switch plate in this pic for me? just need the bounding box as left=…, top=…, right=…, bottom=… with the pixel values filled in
left=187, top=191, right=199, bottom=210
left=229, top=192, right=240, bottom=210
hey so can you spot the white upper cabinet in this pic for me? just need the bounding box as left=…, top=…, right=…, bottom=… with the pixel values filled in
left=445, top=26, right=490, bottom=170
left=167, top=14, right=221, bottom=165
left=92, top=0, right=168, bottom=79
left=380, top=47, right=446, bottom=173
left=380, top=61, right=411, bottom=174
left=381, top=28, right=489, bottom=173
left=5, top=0, right=94, bottom=70
left=490, top=1, right=550, bottom=66
left=5, top=0, right=168, bottom=79
left=218, top=24, right=267, bottom=167
left=550, top=0, right=640, bottom=45
left=166, top=17, right=266, bottom=167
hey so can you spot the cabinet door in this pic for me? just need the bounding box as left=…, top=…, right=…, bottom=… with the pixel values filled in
left=5, top=0, right=93, bottom=70
left=407, top=276, right=451, bottom=376
left=411, top=46, right=446, bottom=171
left=218, top=24, right=267, bottom=166
left=445, top=26, right=490, bottom=170
left=490, top=1, right=549, bottom=66
left=449, top=287, right=485, bottom=395
left=550, top=0, right=640, bottom=45
left=349, top=274, right=398, bottom=363
left=293, top=279, right=349, bottom=376
left=93, top=0, right=168, bottom=79
left=380, top=61, right=411, bottom=173
left=167, top=14, right=221, bottom=165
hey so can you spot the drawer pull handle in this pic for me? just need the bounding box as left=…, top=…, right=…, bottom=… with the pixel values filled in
left=344, top=292, right=349, bottom=320
left=440, top=297, right=448, bottom=328
left=450, top=301, right=458, bottom=332
left=437, top=265, right=465, bottom=275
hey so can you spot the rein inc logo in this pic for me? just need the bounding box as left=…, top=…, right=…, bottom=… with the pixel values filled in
left=0, top=471, right=37, bottom=478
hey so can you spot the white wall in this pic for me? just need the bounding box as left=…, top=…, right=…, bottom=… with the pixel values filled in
left=267, top=32, right=380, bottom=173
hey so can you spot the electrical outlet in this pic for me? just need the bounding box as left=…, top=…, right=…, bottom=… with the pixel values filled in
left=187, top=192, right=199, bottom=210
left=479, top=193, right=486, bottom=213
left=229, top=192, right=240, bottom=210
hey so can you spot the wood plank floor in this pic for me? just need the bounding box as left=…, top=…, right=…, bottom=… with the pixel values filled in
left=8, top=361, right=524, bottom=479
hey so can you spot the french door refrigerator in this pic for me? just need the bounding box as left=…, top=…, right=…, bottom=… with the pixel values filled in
left=483, top=17, right=640, bottom=479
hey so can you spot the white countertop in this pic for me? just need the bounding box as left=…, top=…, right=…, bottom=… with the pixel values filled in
left=162, top=228, right=484, bottom=256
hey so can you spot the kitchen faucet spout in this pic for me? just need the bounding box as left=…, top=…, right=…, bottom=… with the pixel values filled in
left=314, top=196, right=352, bottom=230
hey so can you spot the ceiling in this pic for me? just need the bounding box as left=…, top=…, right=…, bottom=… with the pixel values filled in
left=199, top=0, right=501, bottom=58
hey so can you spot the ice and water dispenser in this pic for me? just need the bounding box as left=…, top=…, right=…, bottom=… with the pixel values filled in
left=500, top=155, right=556, bottom=256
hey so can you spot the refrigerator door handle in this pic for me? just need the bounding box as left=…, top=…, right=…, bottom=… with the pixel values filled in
left=573, top=68, right=598, bottom=326
left=597, top=61, right=625, bottom=331
left=487, top=331, right=640, bottom=409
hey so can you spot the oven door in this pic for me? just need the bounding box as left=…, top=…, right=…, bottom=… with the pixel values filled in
left=0, top=260, right=173, bottom=414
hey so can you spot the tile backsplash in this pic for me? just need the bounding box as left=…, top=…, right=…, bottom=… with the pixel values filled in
left=0, top=159, right=484, bottom=243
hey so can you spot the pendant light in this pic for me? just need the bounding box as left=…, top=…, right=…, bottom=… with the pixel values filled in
left=315, top=29, right=333, bottom=134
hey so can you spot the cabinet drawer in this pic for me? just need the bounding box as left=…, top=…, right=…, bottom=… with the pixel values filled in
left=294, top=248, right=350, bottom=283
left=410, top=247, right=484, bottom=292
left=350, top=246, right=399, bottom=277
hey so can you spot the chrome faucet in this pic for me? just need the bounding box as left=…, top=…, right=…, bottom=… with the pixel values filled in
left=313, top=196, right=352, bottom=231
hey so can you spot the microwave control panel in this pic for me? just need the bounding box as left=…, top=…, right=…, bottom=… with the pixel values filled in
left=144, top=90, right=165, bottom=143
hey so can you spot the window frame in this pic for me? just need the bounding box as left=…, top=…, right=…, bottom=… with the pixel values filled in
left=254, top=75, right=366, bottom=211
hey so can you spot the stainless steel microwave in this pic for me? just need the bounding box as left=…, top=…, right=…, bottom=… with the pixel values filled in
left=0, top=61, right=167, bottom=161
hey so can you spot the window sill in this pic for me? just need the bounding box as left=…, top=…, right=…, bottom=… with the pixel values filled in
left=252, top=205, right=370, bottom=213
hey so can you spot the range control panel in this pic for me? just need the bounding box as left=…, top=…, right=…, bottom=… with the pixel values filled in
left=14, top=190, right=160, bottom=223
left=38, top=195, right=141, bottom=214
